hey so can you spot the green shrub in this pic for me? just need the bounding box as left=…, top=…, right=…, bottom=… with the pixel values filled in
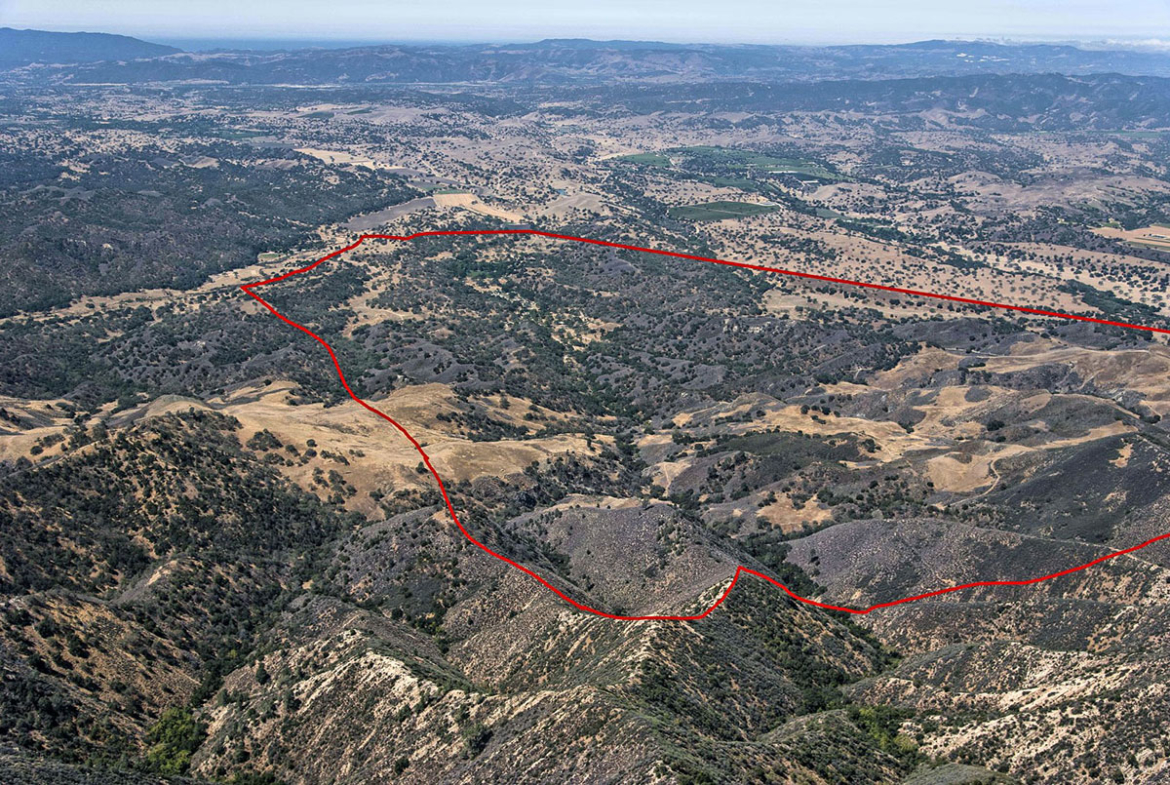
left=143, top=707, right=207, bottom=775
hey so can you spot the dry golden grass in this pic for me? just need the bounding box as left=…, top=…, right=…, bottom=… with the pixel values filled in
left=1093, top=224, right=1170, bottom=252
left=986, top=342, right=1170, bottom=416
left=432, top=192, right=524, bottom=222
left=139, top=381, right=600, bottom=517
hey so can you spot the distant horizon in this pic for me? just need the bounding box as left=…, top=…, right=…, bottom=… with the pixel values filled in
left=8, top=26, right=1170, bottom=54
left=152, top=34, right=1170, bottom=53
left=3, top=0, right=1168, bottom=49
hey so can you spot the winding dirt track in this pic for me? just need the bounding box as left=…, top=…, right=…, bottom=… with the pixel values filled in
left=240, top=229, right=1170, bottom=620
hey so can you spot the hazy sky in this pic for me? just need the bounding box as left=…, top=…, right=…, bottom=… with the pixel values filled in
left=2, top=0, right=1169, bottom=45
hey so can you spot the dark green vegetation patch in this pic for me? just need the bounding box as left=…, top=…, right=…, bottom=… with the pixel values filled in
left=669, top=200, right=780, bottom=221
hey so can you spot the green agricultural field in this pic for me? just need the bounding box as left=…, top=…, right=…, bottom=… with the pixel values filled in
left=618, top=146, right=839, bottom=181
left=618, top=151, right=673, bottom=167
left=669, top=201, right=779, bottom=220
left=674, top=146, right=840, bottom=179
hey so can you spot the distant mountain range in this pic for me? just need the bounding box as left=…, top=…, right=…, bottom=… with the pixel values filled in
left=0, top=27, right=179, bottom=68
left=5, top=28, right=1170, bottom=83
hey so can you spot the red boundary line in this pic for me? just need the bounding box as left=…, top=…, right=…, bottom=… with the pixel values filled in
left=240, top=229, right=1170, bottom=619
